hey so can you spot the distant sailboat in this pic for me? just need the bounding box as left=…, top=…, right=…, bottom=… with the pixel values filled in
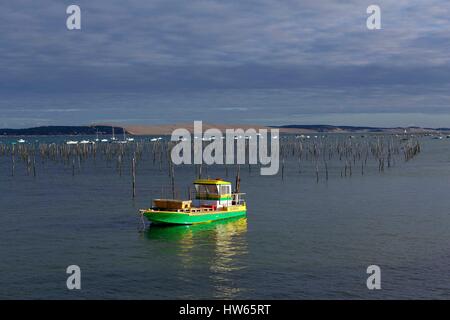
left=117, top=130, right=128, bottom=144
left=122, top=130, right=134, bottom=142
left=111, top=126, right=117, bottom=141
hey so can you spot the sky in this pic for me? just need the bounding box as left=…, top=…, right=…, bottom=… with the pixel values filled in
left=1, top=0, right=450, bottom=128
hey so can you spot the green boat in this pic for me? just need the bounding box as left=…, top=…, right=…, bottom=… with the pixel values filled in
left=140, top=178, right=247, bottom=225
left=145, top=216, right=248, bottom=241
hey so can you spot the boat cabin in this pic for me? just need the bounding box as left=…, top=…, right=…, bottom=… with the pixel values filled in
left=193, top=179, right=234, bottom=209
left=151, top=178, right=244, bottom=212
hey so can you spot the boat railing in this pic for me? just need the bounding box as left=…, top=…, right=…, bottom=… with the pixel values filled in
left=232, top=193, right=246, bottom=205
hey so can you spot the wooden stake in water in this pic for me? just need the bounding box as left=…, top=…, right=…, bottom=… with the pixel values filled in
left=235, top=165, right=241, bottom=193
left=12, top=154, right=15, bottom=177
left=170, top=164, right=175, bottom=199
left=132, top=156, right=136, bottom=198
left=315, top=162, right=319, bottom=183
left=33, top=156, right=36, bottom=177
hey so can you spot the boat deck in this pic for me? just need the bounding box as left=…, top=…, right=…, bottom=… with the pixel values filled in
left=140, top=204, right=246, bottom=215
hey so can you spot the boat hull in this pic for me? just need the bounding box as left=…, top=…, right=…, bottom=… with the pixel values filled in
left=142, top=207, right=246, bottom=225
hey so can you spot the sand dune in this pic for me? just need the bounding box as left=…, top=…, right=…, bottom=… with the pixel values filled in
left=90, top=122, right=445, bottom=135
left=119, top=123, right=271, bottom=135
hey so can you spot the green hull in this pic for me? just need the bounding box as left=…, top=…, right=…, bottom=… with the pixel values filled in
left=145, top=217, right=247, bottom=241
left=144, top=210, right=247, bottom=225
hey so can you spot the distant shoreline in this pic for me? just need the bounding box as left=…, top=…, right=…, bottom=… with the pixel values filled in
left=1, top=124, right=449, bottom=136
left=0, top=125, right=125, bottom=136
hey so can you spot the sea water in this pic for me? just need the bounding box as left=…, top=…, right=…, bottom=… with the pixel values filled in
left=0, top=135, right=449, bottom=299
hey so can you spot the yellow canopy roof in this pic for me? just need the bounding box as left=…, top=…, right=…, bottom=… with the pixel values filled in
left=194, top=178, right=231, bottom=185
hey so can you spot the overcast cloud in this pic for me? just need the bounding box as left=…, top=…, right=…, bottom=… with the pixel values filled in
left=1, top=0, right=450, bottom=127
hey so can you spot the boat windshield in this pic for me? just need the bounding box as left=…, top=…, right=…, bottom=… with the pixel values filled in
left=195, top=184, right=218, bottom=195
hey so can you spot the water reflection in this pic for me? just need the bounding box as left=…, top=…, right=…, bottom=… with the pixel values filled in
left=145, top=217, right=249, bottom=298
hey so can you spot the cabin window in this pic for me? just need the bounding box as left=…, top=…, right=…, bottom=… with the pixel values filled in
left=206, top=185, right=217, bottom=194
left=219, top=185, right=231, bottom=195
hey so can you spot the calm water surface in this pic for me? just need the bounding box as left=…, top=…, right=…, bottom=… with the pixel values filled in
left=1, top=135, right=450, bottom=299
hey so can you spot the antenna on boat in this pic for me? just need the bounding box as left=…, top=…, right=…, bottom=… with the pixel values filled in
left=235, top=165, right=241, bottom=193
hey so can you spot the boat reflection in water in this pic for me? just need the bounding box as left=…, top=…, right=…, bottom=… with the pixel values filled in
left=145, top=217, right=249, bottom=299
